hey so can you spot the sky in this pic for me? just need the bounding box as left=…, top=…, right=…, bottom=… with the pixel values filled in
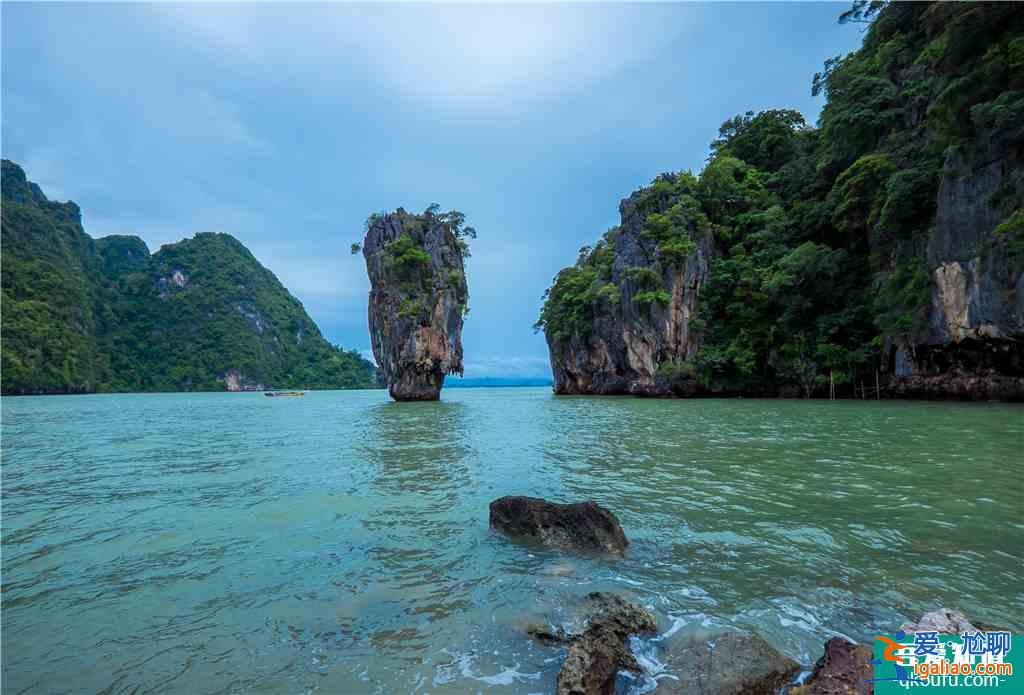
left=1, top=2, right=864, bottom=378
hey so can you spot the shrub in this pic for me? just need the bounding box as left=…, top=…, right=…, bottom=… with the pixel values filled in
left=994, top=209, right=1024, bottom=262
left=634, top=289, right=671, bottom=307
left=829, top=153, right=894, bottom=242
left=625, top=266, right=661, bottom=288
left=384, top=234, right=431, bottom=277
left=398, top=298, right=422, bottom=320
left=656, top=359, right=695, bottom=380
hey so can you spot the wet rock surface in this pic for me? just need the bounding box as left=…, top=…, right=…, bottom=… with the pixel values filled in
left=900, top=608, right=977, bottom=634
left=489, top=496, right=629, bottom=553
left=888, top=368, right=1024, bottom=401
left=553, top=593, right=658, bottom=695
left=361, top=209, right=467, bottom=401
left=526, top=623, right=574, bottom=646
left=652, top=631, right=800, bottom=695
left=789, top=637, right=873, bottom=695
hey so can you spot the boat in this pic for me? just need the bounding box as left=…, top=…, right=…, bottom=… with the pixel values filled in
left=264, top=390, right=305, bottom=397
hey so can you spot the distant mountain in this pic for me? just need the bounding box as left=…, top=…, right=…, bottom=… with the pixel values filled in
left=1, top=160, right=378, bottom=394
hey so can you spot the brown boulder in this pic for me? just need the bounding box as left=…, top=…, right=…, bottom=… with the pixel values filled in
left=900, top=608, right=976, bottom=634
left=789, top=637, right=873, bottom=695
left=554, top=593, right=658, bottom=695
left=654, top=632, right=800, bottom=694
left=489, top=496, right=628, bottom=553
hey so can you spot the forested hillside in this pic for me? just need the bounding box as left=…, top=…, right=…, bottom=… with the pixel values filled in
left=1, top=160, right=378, bottom=394
left=537, top=1, right=1023, bottom=399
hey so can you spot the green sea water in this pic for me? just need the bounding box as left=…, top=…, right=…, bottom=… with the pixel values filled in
left=2, top=388, right=1022, bottom=693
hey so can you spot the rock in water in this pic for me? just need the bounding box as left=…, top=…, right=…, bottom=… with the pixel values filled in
left=900, top=608, right=976, bottom=634
left=489, top=496, right=629, bottom=553
left=540, top=177, right=713, bottom=396
left=360, top=208, right=469, bottom=401
left=789, top=637, right=873, bottom=695
left=555, top=593, right=657, bottom=695
left=653, top=632, right=799, bottom=694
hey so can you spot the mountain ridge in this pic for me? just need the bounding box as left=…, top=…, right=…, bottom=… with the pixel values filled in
left=1, top=159, right=378, bottom=395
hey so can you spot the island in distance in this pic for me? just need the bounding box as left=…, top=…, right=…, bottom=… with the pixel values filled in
left=356, top=205, right=474, bottom=401
left=0, top=159, right=378, bottom=395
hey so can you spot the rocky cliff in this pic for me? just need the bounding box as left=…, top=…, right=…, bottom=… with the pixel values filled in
left=360, top=207, right=470, bottom=401
left=543, top=176, right=712, bottom=396
left=1, top=160, right=377, bottom=394
left=539, top=2, right=1023, bottom=401
left=891, top=101, right=1024, bottom=399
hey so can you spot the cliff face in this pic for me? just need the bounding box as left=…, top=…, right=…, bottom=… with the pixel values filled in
left=361, top=208, right=468, bottom=401
left=891, top=118, right=1024, bottom=399
left=1, top=160, right=107, bottom=393
left=1, top=160, right=378, bottom=394
left=540, top=3, right=1023, bottom=400
left=547, top=180, right=712, bottom=396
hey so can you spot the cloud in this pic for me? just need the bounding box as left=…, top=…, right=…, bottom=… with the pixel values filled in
left=3, top=1, right=865, bottom=373
left=250, top=246, right=369, bottom=301
left=190, top=90, right=273, bottom=155
left=157, top=3, right=696, bottom=108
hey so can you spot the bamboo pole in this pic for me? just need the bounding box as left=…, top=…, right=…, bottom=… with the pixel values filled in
left=875, top=369, right=880, bottom=400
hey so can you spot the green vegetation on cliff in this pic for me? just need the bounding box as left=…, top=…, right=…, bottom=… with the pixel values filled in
left=2, top=160, right=377, bottom=394
left=358, top=205, right=472, bottom=400
left=539, top=1, right=1023, bottom=395
left=354, top=204, right=474, bottom=319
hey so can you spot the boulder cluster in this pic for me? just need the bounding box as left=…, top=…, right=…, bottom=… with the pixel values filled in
left=489, top=495, right=977, bottom=695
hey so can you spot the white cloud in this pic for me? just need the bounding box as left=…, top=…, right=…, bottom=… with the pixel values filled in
left=158, top=3, right=697, bottom=107
left=191, top=90, right=273, bottom=155
left=249, top=245, right=369, bottom=301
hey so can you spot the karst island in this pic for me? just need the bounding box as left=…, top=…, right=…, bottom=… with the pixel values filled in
left=355, top=205, right=473, bottom=401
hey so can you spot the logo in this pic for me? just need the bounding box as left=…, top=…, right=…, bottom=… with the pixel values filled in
left=868, top=629, right=1018, bottom=692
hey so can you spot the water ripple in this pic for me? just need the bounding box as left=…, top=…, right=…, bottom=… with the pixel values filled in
left=2, top=390, right=1021, bottom=693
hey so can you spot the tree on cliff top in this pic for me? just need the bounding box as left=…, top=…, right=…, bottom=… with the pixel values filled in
left=355, top=205, right=477, bottom=261
left=537, top=1, right=1024, bottom=396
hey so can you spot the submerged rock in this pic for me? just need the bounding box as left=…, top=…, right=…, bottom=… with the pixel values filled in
left=789, top=637, right=873, bottom=695
left=555, top=593, right=658, bottom=695
left=653, top=632, right=800, bottom=695
left=360, top=208, right=470, bottom=401
left=489, top=496, right=629, bottom=553
left=526, top=622, right=574, bottom=646
left=900, top=608, right=977, bottom=634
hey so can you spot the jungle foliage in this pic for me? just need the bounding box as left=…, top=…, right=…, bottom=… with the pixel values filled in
left=1, top=160, right=378, bottom=394
left=537, top=2, right=1024, bottom=394
left=355, top=205, right=473, bottom=326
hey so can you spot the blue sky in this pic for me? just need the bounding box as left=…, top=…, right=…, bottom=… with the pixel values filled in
left=2, top=2, right=863, bottom=378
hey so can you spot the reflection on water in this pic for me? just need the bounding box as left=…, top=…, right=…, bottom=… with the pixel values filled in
left=2, top=389, right=1022, bottom=693
left=360, top=399, right=473, bottom=496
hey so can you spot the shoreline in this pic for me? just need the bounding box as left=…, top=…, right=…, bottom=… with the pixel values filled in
left=4, top=385, right=1024, bottom=403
